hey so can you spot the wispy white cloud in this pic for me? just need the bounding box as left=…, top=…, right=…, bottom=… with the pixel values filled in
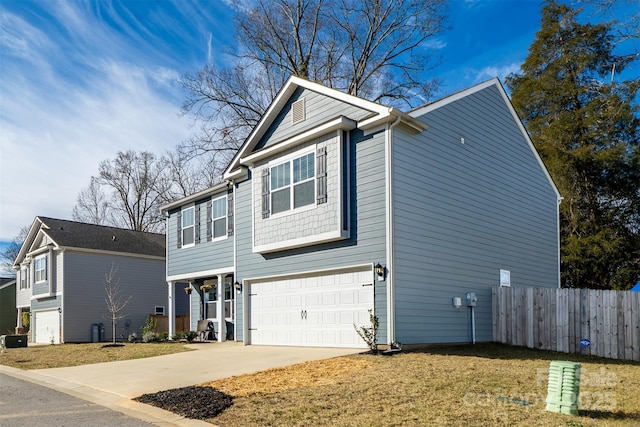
left=0, top=4, right=193, bottom=240
left=473, top=62, right=522, bottom=83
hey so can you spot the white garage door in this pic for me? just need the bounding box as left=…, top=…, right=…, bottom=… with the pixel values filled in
left=248, top=268, right=374, bottom=348
left=34, top=310, right=60, bottom=344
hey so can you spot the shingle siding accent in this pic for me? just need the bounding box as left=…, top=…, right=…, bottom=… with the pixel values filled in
left=252, top=133, right=339, bottom=249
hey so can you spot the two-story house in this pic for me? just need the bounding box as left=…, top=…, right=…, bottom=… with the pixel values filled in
left=162, top=77, right=561, bottom=349
left=13, top=217, right=173, bottom=343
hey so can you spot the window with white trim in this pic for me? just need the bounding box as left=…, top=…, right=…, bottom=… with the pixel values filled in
left=20, top=268, right=28, bottom=289
left=181, top=206, right=195, bottom=247
left=34, top=255, right=47, bottom=283
left=212, top=196, right=227, bottom=239
left=270, top=152, right=315, bottom=214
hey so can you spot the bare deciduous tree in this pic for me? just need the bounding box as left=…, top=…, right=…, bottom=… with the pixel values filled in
left=74, top=151, right=170, bottom=233
left=179, top=0, right=447, bottom=163
left=0, top=226, right=29, bottom=276
left=71, top=176, right=110, bottom=225
left=103, top=265, right=132, bottom=345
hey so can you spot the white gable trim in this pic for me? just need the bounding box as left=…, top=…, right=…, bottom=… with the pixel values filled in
left=240, top=116, right=356, bottom=165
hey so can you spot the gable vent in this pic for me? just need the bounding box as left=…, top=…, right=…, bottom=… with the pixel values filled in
left=291, top=98, right=306, bottom=124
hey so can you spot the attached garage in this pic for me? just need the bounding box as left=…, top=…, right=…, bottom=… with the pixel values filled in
left=246, top=267, right=374, bottom=348
left=34, top=310, right=60, bottom=344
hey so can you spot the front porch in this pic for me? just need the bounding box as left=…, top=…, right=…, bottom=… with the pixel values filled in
left=167, top=271, right=236, bottom=342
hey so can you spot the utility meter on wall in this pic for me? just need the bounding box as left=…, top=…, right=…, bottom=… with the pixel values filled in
left=466, top=292, right=477, bottom=307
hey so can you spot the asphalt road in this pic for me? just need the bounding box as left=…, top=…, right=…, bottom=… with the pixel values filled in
left=0, top=373, right=155, bottom=427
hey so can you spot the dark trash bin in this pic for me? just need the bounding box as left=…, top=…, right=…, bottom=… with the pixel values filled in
left=91, top=324, right=99, bottom=343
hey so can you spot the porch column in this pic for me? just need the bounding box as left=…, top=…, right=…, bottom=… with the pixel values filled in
left=217, top=274, right=226, bottom=342
left=16, top=307, right=23, bottom=334
left=167, top=281, right=175, bottom=338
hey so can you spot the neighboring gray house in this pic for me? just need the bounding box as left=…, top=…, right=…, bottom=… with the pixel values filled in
left=0, top=278, right=17, bottom=335
left=13, top=217, right=169, bottom=343
left=161, top=77, right=561, bottom=348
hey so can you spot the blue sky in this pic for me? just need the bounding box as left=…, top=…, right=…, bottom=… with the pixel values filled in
left=0, top=0, right=635, bottom=252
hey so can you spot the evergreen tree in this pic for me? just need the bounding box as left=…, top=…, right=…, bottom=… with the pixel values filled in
left=506, top=0, right=640, bottom=290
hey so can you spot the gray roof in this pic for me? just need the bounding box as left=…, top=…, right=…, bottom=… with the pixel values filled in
left=37, top=217, right=165, bottom=258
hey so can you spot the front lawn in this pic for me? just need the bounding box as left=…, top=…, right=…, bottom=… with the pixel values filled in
left=201, top=344, right=639, bottom=426
left=0, top=342, right=192, bottom=369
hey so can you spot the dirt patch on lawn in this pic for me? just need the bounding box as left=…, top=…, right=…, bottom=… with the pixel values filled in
left=201, top=356, right=372, bottom=397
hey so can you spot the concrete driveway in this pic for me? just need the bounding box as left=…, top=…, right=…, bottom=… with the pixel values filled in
left=0, top=342, right=360, bottom=426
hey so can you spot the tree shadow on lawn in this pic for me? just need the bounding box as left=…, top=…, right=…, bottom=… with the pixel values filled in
left=415, top=342, right=639, bottom=366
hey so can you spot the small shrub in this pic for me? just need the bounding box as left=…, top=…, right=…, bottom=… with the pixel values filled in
left=354, top=309, right=379, bottom=354
left=159, top=332, right=169, bottom=341
left=142, top=331, right=160, bottom=343
left=142, top=316, right=157, bottom=335
left=184, top=331, right=198, bottom=342
left=128, top=332, right=138, bottom=343
left=172, top=332, right=184, bottom=341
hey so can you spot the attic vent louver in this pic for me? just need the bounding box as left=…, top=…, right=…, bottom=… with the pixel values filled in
left=292, top=98, right=306, bottom=124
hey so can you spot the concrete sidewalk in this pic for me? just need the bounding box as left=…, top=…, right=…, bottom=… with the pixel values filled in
left=0, top=342, right=360, bottom=426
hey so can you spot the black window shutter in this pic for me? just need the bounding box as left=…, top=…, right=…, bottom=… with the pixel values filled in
left=206, top=200, right=212, bottom=242
left=195, top=204, right=201, bottom=244
left=176, top=211, right=182, bottom=248
left=262, top=168, right=270, bottom=218
left=316, top=146, right=327, bottom=204
left=227, top=189, right=234, bottom=235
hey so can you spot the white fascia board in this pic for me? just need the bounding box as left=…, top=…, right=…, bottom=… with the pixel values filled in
left=13, top=217, right=46, bottom=268
left=359, top=109, right=428, bottom=134
left=252, top=229, right=349, bottom=254
left=409, top=78, right=501, bottom=117
left=167, top=266, right=235, bottom=283
left=239, top=117, right=356, bottom=166
left=160, top=181, right=230, bottom=212
left=56, top=246, right=165, bottom=261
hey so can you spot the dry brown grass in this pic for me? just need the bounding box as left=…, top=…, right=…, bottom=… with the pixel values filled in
left=206, top=344, right=640, bottom=427
left=203, top=357, right=373, bottom=397
left=0, top=342, right=192, bottom=369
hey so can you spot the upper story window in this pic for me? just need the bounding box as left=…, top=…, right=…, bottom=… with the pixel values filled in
left=20, top=268, right=28, bottom=289
left=181, top=206, right=195, bottom=247
left=34, top=255, right=47, bottom=283
left=212, top=196, right=227, bottom=239
left=270, top=152, right=315, bottom=215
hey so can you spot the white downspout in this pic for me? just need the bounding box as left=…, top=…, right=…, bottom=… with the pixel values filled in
left=167, top=281, right=175, bottom=338
left=386, top=115, right=402, bottom=345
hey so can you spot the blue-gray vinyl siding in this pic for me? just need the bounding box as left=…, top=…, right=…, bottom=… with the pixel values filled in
left=392, top=84, right=559, bottom=344
left=62, top=251, right=167, bottom=342
left=236, top=128, right=389, bottom=343
left=256, top=87, right=375, bottom=150
left=166, top=196, right=234, bottom=278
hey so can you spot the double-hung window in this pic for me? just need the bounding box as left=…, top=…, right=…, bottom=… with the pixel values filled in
left=20, top=268, right=27, bottom=289
left=34, top=255, right=47, bottom=283
left=212, top=196, right=227, bottom=239
left=181, top=206, right=195, bottom=247
left=270, top=152, right=315, bottom=214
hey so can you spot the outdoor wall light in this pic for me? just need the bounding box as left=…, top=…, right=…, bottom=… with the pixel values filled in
left=234, top=281, right=242, bottom=291
left=375, top=263, right=385, bottom=281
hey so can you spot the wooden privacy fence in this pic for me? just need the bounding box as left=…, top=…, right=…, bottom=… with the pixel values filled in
left=150, top=314, right=190, bottom=334
left=492, top=287, right=640, bottom=362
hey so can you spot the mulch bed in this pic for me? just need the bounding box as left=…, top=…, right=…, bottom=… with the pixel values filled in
left=135, top=386, right=233, bottom=420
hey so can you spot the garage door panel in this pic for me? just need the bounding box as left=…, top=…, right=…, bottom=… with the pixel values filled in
left=35, top=310, right=60, bottom=344
left=249, top=269, right=373, bottom=348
